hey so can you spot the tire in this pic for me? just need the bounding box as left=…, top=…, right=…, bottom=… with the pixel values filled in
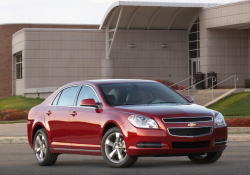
left=33, top=128, right=58, bottom=166
left=101, top=127, right=138, bottom=168
left=188, top=152, right=222, bottom=164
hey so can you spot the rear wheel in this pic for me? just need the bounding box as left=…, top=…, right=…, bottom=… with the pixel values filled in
left=188, top=152, right=222, bottom=164
left=33, top=129, right=58, bottom=166
left=101, top=127, right=137, bottom=168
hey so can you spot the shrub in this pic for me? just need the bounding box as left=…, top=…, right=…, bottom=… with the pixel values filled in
left=225, top=118, right=250, bottom=127
left=155, top=80, right=187, bottom=90
left=0, top=109, right=28, bottom=121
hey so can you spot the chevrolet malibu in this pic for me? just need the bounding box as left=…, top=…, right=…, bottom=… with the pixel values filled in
left=27, top=79, right=227, bottom=168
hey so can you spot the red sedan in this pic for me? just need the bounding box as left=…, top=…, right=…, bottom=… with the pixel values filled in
left=27, top=79, right=227, bottom=168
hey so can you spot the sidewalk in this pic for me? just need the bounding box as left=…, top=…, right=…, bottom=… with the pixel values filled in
left=0, top=123, right=249, bottom=144
left=0, top=123, right=26, bottom=137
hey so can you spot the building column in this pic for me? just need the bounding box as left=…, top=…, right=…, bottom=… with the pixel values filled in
left=101, top=58, right=114, bottom=79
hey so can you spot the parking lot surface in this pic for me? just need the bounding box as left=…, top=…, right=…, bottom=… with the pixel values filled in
left=0, top=142, right=249, bottom=175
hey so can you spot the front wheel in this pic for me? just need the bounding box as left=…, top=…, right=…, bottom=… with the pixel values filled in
left=101, top=127, right=137, bottom=168
left=188, top=152, right=222, bottom=164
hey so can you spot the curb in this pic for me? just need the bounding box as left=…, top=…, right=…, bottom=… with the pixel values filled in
left=0, top=135, right=249, bottom=144
left=227, top=134, right=250, bottom=141
left=228, top=127, right=250, bottom=132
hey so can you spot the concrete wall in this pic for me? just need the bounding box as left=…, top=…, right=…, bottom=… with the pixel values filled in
left=200, top=0, right=250, bottom=29
left=200, top=29, right=248, bottom=88
left=199, top=1, right=250, bottom=88
left=111, top=30, right=188, bottom=85
left=12, top=28, right=189, bottom=98
left=15, top=28, right=105, bottom=90
left=12, top=32, right=25, bottom=96
left=249, top=30, right=250, bottom=79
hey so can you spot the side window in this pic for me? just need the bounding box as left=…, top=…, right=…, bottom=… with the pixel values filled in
left=51, top=91, right=61, bottom=105
left=57, top=86, right=79, bottom=106
left=76, top=86, right=99, bottom=106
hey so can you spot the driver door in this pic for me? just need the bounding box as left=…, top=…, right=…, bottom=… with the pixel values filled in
left=69, top=85, right=101, bottom=151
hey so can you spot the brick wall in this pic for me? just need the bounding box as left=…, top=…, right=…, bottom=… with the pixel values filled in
left=0, top=23, right=99, bottom=99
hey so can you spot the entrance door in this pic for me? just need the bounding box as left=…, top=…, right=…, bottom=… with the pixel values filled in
left=190, top=58, right=200, bottom=87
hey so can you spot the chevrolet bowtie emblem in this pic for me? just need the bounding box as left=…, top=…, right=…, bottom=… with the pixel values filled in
left=188, top=123, right=196, bottom=127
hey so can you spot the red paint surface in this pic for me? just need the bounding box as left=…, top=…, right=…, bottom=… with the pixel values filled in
left=28, top=80, right=227, bottom=156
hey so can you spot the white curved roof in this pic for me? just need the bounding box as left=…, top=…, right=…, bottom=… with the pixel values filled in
left=100, top=1, right=219, bottom=30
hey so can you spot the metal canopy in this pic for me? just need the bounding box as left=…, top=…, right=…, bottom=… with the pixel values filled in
left=101, top=1, right=219, bottom=59
left=100, top=1, right=218, bottom=30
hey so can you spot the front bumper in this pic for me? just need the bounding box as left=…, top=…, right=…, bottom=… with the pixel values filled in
left=120, top=120, right=228, bottom=157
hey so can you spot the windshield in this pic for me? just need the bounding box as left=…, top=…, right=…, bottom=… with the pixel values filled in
left=98, top=82, right=188, bottom=106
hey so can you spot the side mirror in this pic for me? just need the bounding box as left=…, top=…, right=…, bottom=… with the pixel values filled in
left=184, top=95, right=194, bottom=103
left=80, top=98, right=100, bottom=108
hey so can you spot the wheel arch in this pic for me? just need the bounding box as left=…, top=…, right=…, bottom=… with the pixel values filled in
left=102, top=122, right=119, bottom=138
left=31, top=122, right=51, bottom=148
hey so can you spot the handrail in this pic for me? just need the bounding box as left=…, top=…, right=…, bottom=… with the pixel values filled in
left=180, top=76, right=216, bottom=92
left=170, top=76, right=196, bottom=96
left=170, top=76, right=196, bottom=88
left=193, top=75, right=238, bottom=100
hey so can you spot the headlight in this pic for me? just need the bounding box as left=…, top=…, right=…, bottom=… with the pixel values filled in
left=128, top=115, right=159, bottom=129
left=215, top=113, right=226, bottom=127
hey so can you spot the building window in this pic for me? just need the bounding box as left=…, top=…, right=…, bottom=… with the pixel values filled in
left=16, top=55, right=22, bottom=79
left=189, top=18, right=200, bottom=59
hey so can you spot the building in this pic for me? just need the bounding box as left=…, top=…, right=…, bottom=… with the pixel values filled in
left=0, top=23, right=99, bottom=99
left=5, top=0, right=250, bottom=99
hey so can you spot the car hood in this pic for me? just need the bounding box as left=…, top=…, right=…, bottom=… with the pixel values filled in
left=113, top=104, right=214, bottom=119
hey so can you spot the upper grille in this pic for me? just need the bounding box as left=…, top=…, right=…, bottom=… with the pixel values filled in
left=172, top=141, right=210, bottom=149
left=168, top=127, right=213, bottom=137
left=163, top=117, right=212, bottom=123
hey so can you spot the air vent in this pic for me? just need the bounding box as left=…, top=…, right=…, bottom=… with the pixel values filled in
left=172, top=141, right=210, bottom=149
left=214, top=138, right=227, bottom=146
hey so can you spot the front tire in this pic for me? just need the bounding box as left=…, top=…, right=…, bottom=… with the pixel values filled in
left=33, top=128, right=58, bottom=166
left=188, top=152, right=222, bottom=164
left=101, top=127, right=137, bottom=168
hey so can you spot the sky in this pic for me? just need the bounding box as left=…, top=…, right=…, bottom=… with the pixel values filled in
left=0, top=0, right=244, bottom=25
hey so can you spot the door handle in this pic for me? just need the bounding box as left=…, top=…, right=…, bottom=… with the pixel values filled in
left=70, top=111, right=77, bottom=117
left=46, top=110, right=52, bottom=116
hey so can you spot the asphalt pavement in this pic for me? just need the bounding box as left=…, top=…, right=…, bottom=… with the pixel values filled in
left=0, top=142, right=249, bottom=175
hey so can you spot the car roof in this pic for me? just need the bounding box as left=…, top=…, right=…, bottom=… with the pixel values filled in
left=71, top=79, right=156, bottom=85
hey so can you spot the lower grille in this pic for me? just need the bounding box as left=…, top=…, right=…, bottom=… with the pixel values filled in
left=172, top=141, right=210, bottom=149
left=168, top=127, right=213, bottom=137
left=137, top=142, right=162, bottom=148
left=214, top=138, right=227, bottom=145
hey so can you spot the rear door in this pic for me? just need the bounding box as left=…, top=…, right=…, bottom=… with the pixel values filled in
left=45, top=86, right=80, bottom=149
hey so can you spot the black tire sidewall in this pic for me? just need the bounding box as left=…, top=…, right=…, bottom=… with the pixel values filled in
left=101, top=127, right=136, bottom=168
left=188, top=152, right=222, bottom=164
left=33, top=128, right=50, bottom=165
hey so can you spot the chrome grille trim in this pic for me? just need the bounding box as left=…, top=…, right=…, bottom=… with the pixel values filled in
left=167, top=126, right=213, bottom=137
left=162, top=116, right=213, bottom=123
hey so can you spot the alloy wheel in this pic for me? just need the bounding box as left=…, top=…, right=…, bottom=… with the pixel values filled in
left=105, top=132, right=127, bottom=163
left=194, top=153, right=208, bottom=159
left=34, top=134, right=46, bottom=162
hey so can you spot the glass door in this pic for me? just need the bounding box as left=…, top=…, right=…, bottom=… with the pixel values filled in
left=189, top=58, right=200, bottom=88
left=189, top=18, right=200, bottom=87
